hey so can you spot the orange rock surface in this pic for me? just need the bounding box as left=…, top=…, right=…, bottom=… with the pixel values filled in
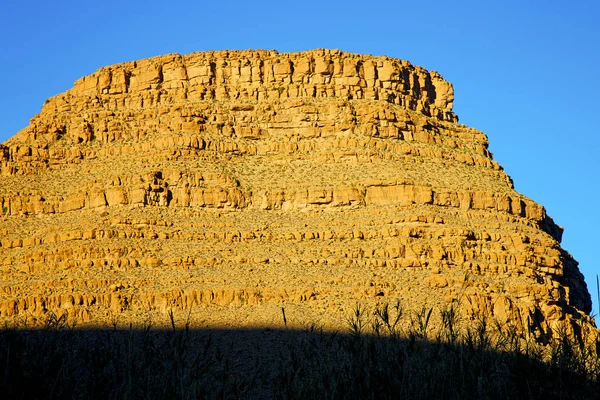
left=0, top=49, right=596, bottom=341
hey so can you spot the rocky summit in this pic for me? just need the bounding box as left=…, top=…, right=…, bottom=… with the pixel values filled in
left=0, top=49, right=596, bottom=341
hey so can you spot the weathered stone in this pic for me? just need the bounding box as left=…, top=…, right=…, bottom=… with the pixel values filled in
left=0, top=49, right=595, bottom=344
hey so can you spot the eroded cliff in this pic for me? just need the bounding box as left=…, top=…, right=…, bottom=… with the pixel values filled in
left=0, top=49, right=595, bottom=343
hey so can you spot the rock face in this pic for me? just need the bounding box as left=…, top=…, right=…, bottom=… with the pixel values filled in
left=0, top=49, right=596, bottom=341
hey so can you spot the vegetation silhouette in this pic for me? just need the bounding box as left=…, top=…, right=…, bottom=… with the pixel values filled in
left=1, top=304, right=599, bottom=399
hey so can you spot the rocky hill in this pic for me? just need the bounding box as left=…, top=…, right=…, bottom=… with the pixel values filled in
left=0, top=49, right=596, bottom=342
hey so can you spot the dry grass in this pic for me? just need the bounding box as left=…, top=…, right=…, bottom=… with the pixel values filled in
left=1, top=302, right=598, bottom=399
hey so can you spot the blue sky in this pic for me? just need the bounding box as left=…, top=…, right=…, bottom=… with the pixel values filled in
left=1, top=1, right=599, bottom=318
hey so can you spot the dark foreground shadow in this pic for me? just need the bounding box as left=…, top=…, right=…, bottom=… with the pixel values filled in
left=1, top=326, right=599, bottom=399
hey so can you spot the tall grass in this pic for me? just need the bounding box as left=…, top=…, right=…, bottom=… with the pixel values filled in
left=0, top=303, right=598, bottom=399
left=276, top=302, right=600, bottom=399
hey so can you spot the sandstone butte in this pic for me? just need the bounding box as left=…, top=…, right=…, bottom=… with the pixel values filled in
left=0, top=49, right=597, bottom=343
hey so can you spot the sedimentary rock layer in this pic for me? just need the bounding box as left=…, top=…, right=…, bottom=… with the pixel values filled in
left=0, top=49, right=595, bottom=342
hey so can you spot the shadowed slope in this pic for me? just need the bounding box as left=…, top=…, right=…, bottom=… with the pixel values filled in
left=1, top=323, right=599, bottom=399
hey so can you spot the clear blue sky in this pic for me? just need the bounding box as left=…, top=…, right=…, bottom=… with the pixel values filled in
left=1, top=1, right=599, bottom=318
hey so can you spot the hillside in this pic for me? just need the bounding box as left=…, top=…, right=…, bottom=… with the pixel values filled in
left=0, top=49, right=595, bottom=343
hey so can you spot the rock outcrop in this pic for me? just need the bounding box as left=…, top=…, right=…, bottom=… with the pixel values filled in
left=0, top=49, right=596, bottom=342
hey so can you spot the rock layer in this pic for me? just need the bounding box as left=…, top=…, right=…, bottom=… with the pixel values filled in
left=0, top=49, right=595, bottom=342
